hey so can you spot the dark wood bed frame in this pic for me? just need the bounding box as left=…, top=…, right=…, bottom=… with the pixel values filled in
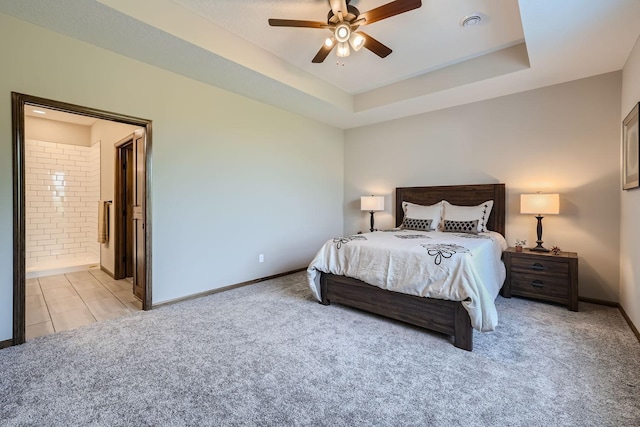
left=319, top=183, right=506, bottom=351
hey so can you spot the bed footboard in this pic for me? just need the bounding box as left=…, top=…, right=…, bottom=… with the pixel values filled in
left=319, top=272, right=473, bottom=351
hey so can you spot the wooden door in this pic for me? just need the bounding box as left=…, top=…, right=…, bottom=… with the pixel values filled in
left=124, top=146, right=134, bottom=277
left=131, top=131, right=146, bottom=301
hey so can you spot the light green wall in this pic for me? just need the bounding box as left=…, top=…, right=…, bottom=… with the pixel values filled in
left=0, top=13, right=344, bottom=341
left=620, top=36, right=640, bottom=332
left=345, top=72, right=622, bottom=303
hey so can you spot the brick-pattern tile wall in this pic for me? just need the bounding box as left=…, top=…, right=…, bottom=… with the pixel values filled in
left=25, top=139, right=101, bottom=268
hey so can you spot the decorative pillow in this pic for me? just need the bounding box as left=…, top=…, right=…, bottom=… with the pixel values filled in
left=442, top=200, right=494, bottom=232
left=401, top=218, right=433, bottom=231
left=402, top=201, right=443, bottom=231
left=443, top=219, right=479, bottom=234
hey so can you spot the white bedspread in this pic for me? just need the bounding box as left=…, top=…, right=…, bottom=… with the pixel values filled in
left=307, top=230, right=508, bottom=332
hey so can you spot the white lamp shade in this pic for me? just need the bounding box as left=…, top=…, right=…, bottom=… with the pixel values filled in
left=520, top=193, right=560, bottom=215
left=361, top=196, right=384, bottom=212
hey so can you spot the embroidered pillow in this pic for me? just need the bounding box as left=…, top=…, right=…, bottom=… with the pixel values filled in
left=443, top=219, right=479, bottom=234
left=442, top=200, right=494, bottom=232
left=402, top=201, right=443, bottom=231
left=401, top=218, right=433, bottom=231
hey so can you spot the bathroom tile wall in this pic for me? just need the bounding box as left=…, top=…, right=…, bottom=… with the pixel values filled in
left=25, top=139, right=101, bottom=268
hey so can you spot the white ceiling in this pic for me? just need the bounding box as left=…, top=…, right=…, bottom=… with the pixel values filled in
left=1, top=0, right=639, bottom=129
left=24, top=106, right=97, bottom=127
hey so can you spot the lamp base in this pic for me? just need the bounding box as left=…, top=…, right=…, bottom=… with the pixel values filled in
left=530, top=216, right=550, bottom=252
left=529, top=241, right=550, bottom=252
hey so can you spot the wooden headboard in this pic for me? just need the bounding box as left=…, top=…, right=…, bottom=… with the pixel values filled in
left=395, top=184, right=506, bottom=236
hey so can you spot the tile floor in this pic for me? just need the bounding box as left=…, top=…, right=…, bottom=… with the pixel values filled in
left=26, top=269, right=142, bottom=340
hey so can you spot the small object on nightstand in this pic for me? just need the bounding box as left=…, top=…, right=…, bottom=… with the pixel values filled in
left=551, top=246, right=561, bottom=255
left=502, top=247, right=578, bottom=311
left=515, top=239, right=526, bottom=252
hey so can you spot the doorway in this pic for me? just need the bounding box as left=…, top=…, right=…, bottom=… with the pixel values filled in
left=11, top=92, right=153, bottom=346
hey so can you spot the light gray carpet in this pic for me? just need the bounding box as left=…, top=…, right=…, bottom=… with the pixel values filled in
left=1, top=271, right=639, bottom=426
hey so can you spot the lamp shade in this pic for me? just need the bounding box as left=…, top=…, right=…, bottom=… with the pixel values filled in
left=361, top=196, right=384, bottom=212
left=520, top=193, right=560, bottom=215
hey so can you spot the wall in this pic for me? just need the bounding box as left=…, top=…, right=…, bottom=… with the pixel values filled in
left=0, top=13, right=344, bottom=341
left=620, top=35, right=640, bottom=332
left=90, top=120, right=142, bottom=275
left=345, top=72, right=621, bottom=302
left=25, top=139, right=100, bottom=272
left=25, top=116, right=91, bottom=147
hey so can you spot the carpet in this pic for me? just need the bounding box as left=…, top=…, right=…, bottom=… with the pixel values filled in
left=1, top=272, right=639, bottom=426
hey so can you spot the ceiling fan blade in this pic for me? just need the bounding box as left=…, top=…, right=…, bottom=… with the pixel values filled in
left=358, top=0, right=422, bottom=26
left=312, top=43, right=335, bottom=63
left=268, top=19, right=328, bottom=29
left=359, top=32, right=392, bottom=58
left=328, top=0, right=349, bottom=19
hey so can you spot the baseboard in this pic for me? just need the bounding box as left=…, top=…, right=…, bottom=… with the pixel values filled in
left=100, top=265, right=115, bottom=279
left=153, top=268, right=306, bottom=308
left=618, top=304, right=640, bottom=344
left=0, top=338, right=14, bottom=349
left=578, top=296, right=618, bottom=307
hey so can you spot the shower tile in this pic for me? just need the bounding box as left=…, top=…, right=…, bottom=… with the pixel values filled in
left=42, top=284, right=77, bottom=301
left=46, top=295, right=87, bottom=314
left=50, top=308, right=95, bottom=332
left=26, top=305, right=51, bottom=326
left=26, top=321, right=55, bottom=340
left=77, top=286, right=113, bottom=302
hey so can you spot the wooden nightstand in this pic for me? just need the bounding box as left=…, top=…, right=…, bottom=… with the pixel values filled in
left=502, top=247, right=578, bottom=311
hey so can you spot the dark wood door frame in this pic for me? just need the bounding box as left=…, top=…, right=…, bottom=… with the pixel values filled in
left=11, top=92, right=153, bottom=346
left=114, top=137, right=135, bottom=281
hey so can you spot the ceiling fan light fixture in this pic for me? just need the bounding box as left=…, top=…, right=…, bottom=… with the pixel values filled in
left=324, top=36, right=335, bottom=48
left=336, top=42, right=350, bottom=58
left=334, top=23, right=351, bottom=43
left=349, top=32, right=365, bottom=51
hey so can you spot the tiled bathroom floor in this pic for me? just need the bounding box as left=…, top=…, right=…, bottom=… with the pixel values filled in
left=26, top=269, right=142, bottom=340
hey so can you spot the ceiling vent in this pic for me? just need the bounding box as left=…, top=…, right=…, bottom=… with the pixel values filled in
left=461, top=14, right=482, bottom=27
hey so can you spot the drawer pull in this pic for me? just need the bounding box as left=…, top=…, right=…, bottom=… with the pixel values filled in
left=531, top=280, right=544, bottom=288
left=531, top=263, right=546, bottom=271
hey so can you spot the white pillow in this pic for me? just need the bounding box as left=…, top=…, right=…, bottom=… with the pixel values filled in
left=402, top=201, right=443, bottom=231
left=442, top=200, right=494, bottom=232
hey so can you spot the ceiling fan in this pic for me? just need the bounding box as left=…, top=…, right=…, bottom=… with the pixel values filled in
left=268, top=0, right=422, bottom=63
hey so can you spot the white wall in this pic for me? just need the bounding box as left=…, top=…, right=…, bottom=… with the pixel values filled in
left=345, top=72, right=622, bottom=302
left=90, top=120, right=141, bottom=275
left=25, top=116, right=91, bottom=147
left=620, top=35, right=640, bottom=332
left=0, top=13, right=344, bottom=341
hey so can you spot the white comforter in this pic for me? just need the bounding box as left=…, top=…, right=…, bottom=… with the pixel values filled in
left=307, top=230, right=508, bottom=332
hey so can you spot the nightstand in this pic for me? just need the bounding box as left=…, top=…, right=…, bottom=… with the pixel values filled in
left=502, top=247, right=578, bottom=311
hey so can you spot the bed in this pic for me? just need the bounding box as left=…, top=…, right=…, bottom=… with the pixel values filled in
left=308, top=183, right=506, bottom=351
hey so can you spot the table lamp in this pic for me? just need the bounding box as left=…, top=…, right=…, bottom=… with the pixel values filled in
left=520, top=193, right=560, bottom=252
left=361, top=195, right=384, bottom=232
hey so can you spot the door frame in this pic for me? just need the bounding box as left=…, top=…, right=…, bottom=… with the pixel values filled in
left=113, top=136, right=134, bottom=281
left=11, top=92, right=153, bottom=346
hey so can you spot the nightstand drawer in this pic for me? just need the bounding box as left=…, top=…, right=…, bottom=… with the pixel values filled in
left=511, top=272, right=569, bottom=302
left=510, top=257, right=568, bottom=276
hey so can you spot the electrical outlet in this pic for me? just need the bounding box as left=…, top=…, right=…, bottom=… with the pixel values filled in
left=259, top=254, right=264, bottom=263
